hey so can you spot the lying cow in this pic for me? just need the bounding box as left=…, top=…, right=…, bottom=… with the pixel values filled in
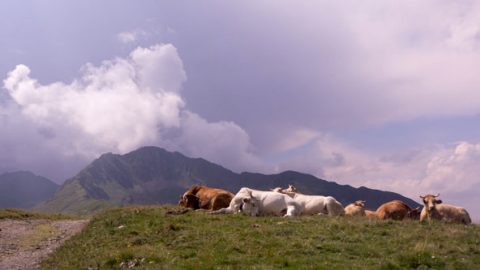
left=419, top=194, right=471, bottom=224
left=273, top=185, right=345, bottom=216
left=345, top=200, right=366, bottom=216
left=375, top=200, right=421, bottom=220
left=212, top=187, right=302, bottom=217
left=178, top=185, right=234, bottom=211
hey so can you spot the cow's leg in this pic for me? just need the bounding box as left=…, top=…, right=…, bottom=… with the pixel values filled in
left=209, top=207, right=233, bottom=214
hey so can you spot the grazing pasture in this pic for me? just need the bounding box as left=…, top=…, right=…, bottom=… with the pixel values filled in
left=41, top=206, right=480, bottom=269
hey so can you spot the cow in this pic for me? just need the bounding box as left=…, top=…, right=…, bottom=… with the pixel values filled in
left=211, top=187, right=303, bottom=217
left=344, top=200, right=366, bottom=216
left=419, top=194, right=471, bottom=224
left=273, top=185, right=345, bottom=216
left=178, top=185, right=234, bottom=211
left=375, top=200, right=420, bottom=220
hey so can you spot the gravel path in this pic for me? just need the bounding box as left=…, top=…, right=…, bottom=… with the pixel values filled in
left=0, top=219, right=88, bottom=270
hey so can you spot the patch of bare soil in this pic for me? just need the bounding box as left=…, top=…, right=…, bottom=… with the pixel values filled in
left=0, top=219, right=88, bottom=270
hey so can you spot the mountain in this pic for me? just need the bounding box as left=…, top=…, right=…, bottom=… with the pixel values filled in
left=38, top=146, right=421, bottom=215
left=0, top=171, right=59, bottom=209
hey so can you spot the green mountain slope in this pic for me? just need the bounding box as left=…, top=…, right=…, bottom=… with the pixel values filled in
left=0, top=171, right=59, bottom=208
left=38, top=146, right=421, bottom=215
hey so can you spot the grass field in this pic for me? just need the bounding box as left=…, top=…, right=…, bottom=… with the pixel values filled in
left=0, top=208, right=74, bottom=220
left=41, top=205, right=480, bottom=269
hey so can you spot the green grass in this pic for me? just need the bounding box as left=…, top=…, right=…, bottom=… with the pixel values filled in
left=0, top=208, right=75, bottom=220
left=41, top=205, right=480, bottom=269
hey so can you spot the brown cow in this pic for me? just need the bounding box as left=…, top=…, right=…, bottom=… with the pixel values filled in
left=178, top=185, right=234, bottom=211
left=375, top=200, right=420, bottom=220
left=419, top=194, right=471, bottom=224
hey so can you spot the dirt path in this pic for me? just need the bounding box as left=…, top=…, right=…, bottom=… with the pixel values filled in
left=0, top=219, right=88, bottom=270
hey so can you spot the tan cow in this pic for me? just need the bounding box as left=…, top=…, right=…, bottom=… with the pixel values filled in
left=375, top=200, right=421, bottom=220
left=345, top=200, right=366, bottom=216
left=419, top=194, right=471, bottom=224
left=178, top=185, right=234, bottom=211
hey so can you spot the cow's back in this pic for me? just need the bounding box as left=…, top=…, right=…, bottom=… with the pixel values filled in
left=293, top=194, right=327, bottom=215
left=376, top=200, right=410, bottom=220
left=253, top=190, right=301, bottom=216
left=436, top=204, right=472, bottom=224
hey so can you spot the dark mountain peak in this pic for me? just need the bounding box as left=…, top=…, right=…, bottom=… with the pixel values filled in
left=40, top=146, right=421, bottom=214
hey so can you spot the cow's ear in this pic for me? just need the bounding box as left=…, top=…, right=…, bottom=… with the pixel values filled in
left=242, top=197, right=251, bottom=204
left=435, top=199, right=442, bottom=204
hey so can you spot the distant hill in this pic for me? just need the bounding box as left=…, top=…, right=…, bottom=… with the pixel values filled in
left=38, top=146, right=421, bottom=215
left=0, top=171, right=59, bottom=209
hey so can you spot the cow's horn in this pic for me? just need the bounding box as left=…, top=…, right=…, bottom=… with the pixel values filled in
left=434, top=193, right=440, bottom=197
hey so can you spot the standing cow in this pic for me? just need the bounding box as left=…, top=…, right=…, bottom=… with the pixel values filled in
left=178, top=185, right=234, bottom=211
left=419, top=194, right=471, bottom=224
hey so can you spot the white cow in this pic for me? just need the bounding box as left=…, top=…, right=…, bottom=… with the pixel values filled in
left=211, top=187, right=302, bottom=217
left=273, top=185, right=345, bottom=216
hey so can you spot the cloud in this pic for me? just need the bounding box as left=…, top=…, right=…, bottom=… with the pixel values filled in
left=1, top=44, right=263, bottom=181
left=173, top=112, right=266, bottom=173
left=117, top=30, right=147, bottom=44
left=277, top=134, right=480, bottom=217
left=175, top=1, right=480, bottom=151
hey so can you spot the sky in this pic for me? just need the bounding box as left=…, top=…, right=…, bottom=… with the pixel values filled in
left=1, top=1, right=480, bottom=220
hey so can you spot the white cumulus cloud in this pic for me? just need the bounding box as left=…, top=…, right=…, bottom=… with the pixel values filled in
left=1, top=44, right=263, bottom=181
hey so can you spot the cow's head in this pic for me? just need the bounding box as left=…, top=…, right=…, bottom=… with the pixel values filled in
left=420, top=194, right=441, bottom=212
left=286, top=184, right=297, bottom=193
left=408, top=206, right=421, bottom=219
left=354, top=200, right=366, bottom=208
left=178, top=194, right=200, bottom=209
left=241, top=193, right=259, bottom=216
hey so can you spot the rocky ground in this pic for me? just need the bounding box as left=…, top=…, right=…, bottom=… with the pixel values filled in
left=0, top=219, right=88, bottom=270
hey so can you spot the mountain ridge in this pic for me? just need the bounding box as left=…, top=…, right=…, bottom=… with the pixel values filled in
left=38, top=146, right=421, bottom=215
left=0, top=171, right=59, bottom=209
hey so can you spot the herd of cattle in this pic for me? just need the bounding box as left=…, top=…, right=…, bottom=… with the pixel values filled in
left=178, top=185, right=472, bottom=224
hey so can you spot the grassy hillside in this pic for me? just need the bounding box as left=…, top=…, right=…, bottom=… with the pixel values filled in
left=41, top=206, right=480, bottom=269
